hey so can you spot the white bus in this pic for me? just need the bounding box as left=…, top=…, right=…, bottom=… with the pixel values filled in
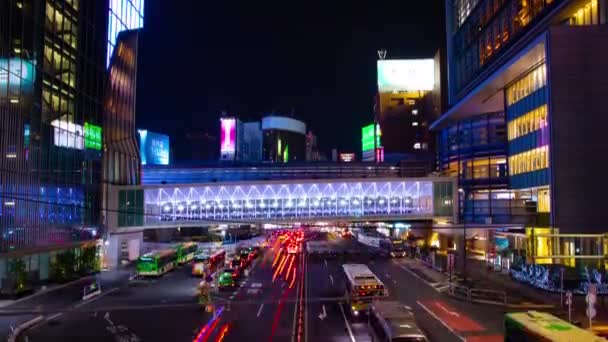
left=342, top=264, right=387, bottom=316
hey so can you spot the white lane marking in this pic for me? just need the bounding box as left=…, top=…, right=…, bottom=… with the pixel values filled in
left=318, top=305, right=328, bottom=320
left=399, top=265, right=438, bottom=291
left=385, top=273, right=391, bottom=279
left=73, top=287, right=119, bottom=309
left=104, top=312, right=113, bottom=326
left=416, top=301, right=465, bottom=342
left=324, top=260, right=328, bottom=269
left=257, top=303, right=264, bottom=317
left=329, top=275, right=334, bottom=286
left=251, top=282, right=263, bottom=288
left=437, top=302, right=460, bottom=317
left=338, top=303, right=356, bottom=342
left=46, top=312, right=63, bottom=321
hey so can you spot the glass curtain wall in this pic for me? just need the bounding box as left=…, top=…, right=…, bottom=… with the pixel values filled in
left=1, top=0, right=104, bottom=254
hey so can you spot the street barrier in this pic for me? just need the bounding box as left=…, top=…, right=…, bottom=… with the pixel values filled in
left=82, top=281, right=102, bottom=301
left=7, top=315, right=44, bottom=342
left=470, top=288, right=507, bottom=305
left=448, top=283, right=508, bottom=305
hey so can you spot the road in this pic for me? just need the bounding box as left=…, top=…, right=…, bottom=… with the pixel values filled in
left=16, top=233, right=506, bottom=341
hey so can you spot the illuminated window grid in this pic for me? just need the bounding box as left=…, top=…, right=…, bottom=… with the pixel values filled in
left=143, top=180, right=439, bottom=225
left=507, top=105, right=548, bottom=141
left=537, top=188, right=550, bottom=213
left=107, top=0, right=144, bottom=66
left=506, top=64, right=547, bottom=106
left=569, top=0, right=599, bottom=26
left=508, top=145, right=549, bottom=176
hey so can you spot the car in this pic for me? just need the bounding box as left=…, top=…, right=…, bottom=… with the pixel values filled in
left=218, top=269, right=238, bottom=289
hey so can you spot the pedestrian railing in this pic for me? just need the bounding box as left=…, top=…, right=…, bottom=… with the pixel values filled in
left=470, top=288, right=507, bottom=305
left=448, top=283, right=507, bottom=305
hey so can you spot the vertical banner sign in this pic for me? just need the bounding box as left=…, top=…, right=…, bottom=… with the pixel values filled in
left=220, top=118, right=236, bottom=161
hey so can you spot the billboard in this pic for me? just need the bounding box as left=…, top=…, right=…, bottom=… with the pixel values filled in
left=84, top=122, right=102, bottom=150
left=138, top=130, right=169, bottom=165
left=377, top=59, right=434, bottom=92
left=339, top=153, right=355, bottom=163
left=220, top=118, right=237, bottom=161
left=361, top=123, right=381, bottom=152
left=51, top=119, right=84, bottom=150
left=0, top=58, right=36, bottom=95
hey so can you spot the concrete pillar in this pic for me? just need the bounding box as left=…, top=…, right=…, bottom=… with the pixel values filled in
left=104, top=231, right=143, bottom=270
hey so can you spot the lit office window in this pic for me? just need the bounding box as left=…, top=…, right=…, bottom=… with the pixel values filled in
left=507, top=105, right=548, bottom=141
left=506, top=64, right=547, bottom=106
left=569, top=0, right=599, bottom=26
left=508, top=145, right=549, bottom=176
left=537, top=188, right=551, bottom=213
left=107, top=0, right=144, bottom=67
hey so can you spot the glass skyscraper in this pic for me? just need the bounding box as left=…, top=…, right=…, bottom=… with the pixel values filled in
left=0, top=0, right=143, bottom=290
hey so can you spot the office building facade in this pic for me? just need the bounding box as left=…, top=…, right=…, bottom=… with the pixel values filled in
left=0, top=0, right=143, bottom=287
left=434, top=0, right=608, bottom=266
left=0, top=0, right=110, bottom=289
left=262, top=115, right=306, bottom=163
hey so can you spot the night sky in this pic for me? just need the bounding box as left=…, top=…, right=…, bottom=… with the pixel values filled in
left=137, top=1, right=444, bottom=161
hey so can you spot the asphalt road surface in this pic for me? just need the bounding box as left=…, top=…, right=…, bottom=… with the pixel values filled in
left=19, top=232, right=506, bottom=342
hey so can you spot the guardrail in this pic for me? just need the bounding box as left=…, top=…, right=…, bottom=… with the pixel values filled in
left=449, top=283, right=507, bottom=305
left=7, top=315, right=44, bottom=342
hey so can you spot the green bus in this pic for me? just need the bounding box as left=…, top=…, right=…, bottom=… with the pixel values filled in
left=505, top=311, right=607, bottom=342
left=136, top=249, right=177, bottom=276
left=175, top=242, right=198, bottom=264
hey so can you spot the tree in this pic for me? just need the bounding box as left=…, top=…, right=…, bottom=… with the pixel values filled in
left=8, top=258, right=28, bottom=294
left=51, top=249, right=77, bottom=282
left=80, top=246, right=99, bottom=274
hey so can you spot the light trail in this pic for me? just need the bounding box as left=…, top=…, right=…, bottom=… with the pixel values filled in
left=200, top=318, right=220, bottom=342
left=285, top=254, right=296, bottom=281
left=193, top=306, right=224, bottom=342
left=214, top=323, right=230, bottom=342
left=272, top=254, right=288, bottom=283
left=289, top=267, right=297, bottom=289
left=269, top=287, right=292, bottom=342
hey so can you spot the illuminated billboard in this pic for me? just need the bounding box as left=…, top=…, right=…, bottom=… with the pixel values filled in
left=0, top=58, right=36, bottom=94
left=84, top=123, right=102, bottom=150
left=52, top=119, right=84, bottom=150
left=377, top=59, right=434, bottom=92
left=361, top=123, right=381, bottom=152
left=220, top=118, right=237, bottom=161
left=138, top=130, right=169, bottom=165
left=339, top=153, right=355, bottom=163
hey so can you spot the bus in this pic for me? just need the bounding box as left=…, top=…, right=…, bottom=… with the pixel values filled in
left=192, top=249, right=226, bottom=277
left=175, top=242, right=198, bottom=264
left=379, top=238, right=406, bottom=258
left=136, top=249, right=177, bottom=277
left=342, top=264, right=387, bottom=316
left=505, top=311, right=607, bottom=342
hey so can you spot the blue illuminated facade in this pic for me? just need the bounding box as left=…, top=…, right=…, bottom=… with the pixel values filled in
left=107, top=0, right=144, bottom=66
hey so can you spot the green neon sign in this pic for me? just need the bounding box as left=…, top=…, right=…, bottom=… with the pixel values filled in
left=362, top=123, right=381, bottom=152
left=84, top=122, right=102, bottom=150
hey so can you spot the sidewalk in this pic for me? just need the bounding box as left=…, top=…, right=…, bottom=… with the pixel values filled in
left=405, top=256, right=608, bottom=329
left=0, top=267, right=133, bottom=340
